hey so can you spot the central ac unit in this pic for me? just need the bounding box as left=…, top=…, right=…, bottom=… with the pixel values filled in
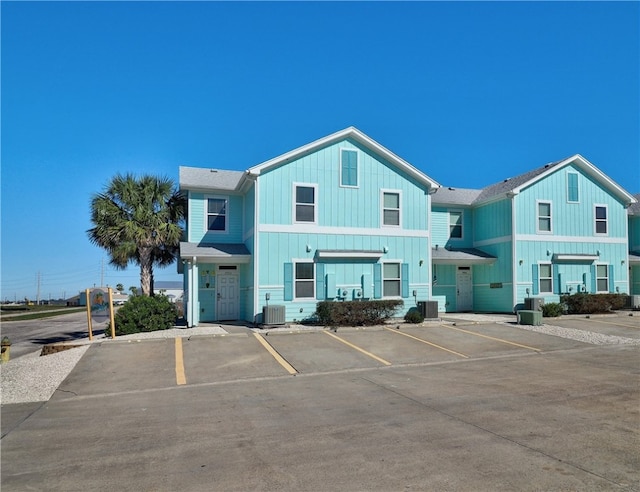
left=417, top=301, right=439, bottom=319
left=524, top=297, right=544, bottom=311
left=263, top=305, right=285, bottom=325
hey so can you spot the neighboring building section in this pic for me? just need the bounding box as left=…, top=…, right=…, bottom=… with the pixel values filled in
left=431, top=155, right=636, bottom=313
left=629, top=194, right=640, bottom=295
left=153, top=281, right=184, bottom=303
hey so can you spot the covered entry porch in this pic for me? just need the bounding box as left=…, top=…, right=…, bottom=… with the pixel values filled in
left=180, top=242, right=252, bottom=327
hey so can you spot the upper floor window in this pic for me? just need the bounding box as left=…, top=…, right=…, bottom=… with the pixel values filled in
left=537, top=201, right=552, bottom=233
left=596, top=264, right=609, bottom=292
left=340, top=149, right=358, bottom=187
left=449, top=211, right=463, bottom=239
left=382, top=191, right=401, bottom=226
left=295, top=262, right=315, bottom=299
left=294, top=184, right=317, bottom=224
left=383, top=263, right=401, bottom=297
left=595, top=205, right=608, bottom=235
left=539, top=263, right=553, bottom=293
left=207, top=197, right=227, bottom=232
left=567, top=172, right=579, bottom=202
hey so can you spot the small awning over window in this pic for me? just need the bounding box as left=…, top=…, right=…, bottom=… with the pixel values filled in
left=431, top=247, right=496, bottom=266
left=629, top=252, right=640, bottom=265
left=315, top=249, right=384, bottom=260
left=552, top=253, right=599, bottom=262
left=180, top=242, right=251, bottom=264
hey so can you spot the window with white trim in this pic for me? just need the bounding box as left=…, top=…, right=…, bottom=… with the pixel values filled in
left=567, top=172, right=579, bottom=202
left=294, top=184, right=317, bottom=224
left=595, top=205, right=608, bottom=235
left=207, top=197, right=227, bottom=232
left=295, top=262, right=315, bottom=299
left=596, top=264, right=609, bottom=292
left=382, top=191, right=401, bottom=226
left=537, top=201, right=552, bottom=233
left=539, top=263, right=553, bottom=293
left=449, top=211, right=463, bottom=239
left=383, top=263, right=401, bottom=297
left=340, top=149, right=358, bottom=187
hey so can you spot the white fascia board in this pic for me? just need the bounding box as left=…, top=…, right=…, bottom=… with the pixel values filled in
left=248, top=127, right=440, bottom=190
left=512, top=154, right=636, bottom=206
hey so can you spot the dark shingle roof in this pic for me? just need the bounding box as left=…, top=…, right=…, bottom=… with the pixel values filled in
left=179, top=167, right=246, bottom=191
left=629, top=194, right=640, bottom=215
left=431, top=187, right=482, bottom=206
left=473, top=159, right=565, bottom=204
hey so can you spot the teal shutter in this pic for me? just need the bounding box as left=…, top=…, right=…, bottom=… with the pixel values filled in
left=608, top=264, right=615, bottom=293
left=531, top=264, right=539, bottom=295
left=552, top=264, right=560, bottom=294
left=341, top=150, right=357, bottom=186
left=401, top=263, right=409, bottom=298
left=590, top=265, right=597, bottom=293
left=373, top=263, right=382, bottom=299
left=284, top=263, right=293, bottom=301
left=362, top=273, right=372, bottom=299
left=316, top=263, right=325, bottom=300
left=568, top=173, right=579, bottom=202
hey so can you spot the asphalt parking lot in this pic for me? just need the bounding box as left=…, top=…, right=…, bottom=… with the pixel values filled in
left=2, top=313, right=639, bottom=491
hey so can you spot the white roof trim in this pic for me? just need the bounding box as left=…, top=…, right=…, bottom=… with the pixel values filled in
left=248, top=127, right=440, bottom=190
left=512, top=154, right=636, bottom=206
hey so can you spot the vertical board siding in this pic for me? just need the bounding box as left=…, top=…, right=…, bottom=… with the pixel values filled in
left=258, top=139, right=428, bottom=230
left=189, top=193, right=244, bottom=243
left=516, top=166, right=628, bottom=237
left=474, top=200, right=512, bottom=241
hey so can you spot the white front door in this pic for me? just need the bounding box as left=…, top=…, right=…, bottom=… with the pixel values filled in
left=216, top=273, right=239, bottom=321
left=456, top=267, right=473, bottom=312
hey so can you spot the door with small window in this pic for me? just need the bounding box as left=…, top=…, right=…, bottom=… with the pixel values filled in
left=456, top=267, right=473, bottom=312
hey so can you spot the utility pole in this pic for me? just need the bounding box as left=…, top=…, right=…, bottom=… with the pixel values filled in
left=36, top=271, right=41, bottom=305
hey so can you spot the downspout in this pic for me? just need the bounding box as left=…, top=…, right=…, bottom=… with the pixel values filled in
left=252, top=175, right=260, bottom=324
left=509, top=193, right=518, bottom=312
left=191, top=256, right=198, bottom=327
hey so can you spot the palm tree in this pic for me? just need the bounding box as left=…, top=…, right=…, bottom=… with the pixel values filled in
left=88, top=174, right=186, bottom=296
left=115, top=283, right=124, bottom=293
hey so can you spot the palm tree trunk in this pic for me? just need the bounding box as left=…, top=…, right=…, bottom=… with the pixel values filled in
left=139, top=247, right=154, bottom=296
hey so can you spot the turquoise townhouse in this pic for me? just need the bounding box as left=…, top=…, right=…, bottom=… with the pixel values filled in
left=179, top=129, right=637, bottom=325
left=431, top=155, right=637, bottom=312
left=179, top=127, right=440, bottom=326
left=629, top=195, right=640, bottom=296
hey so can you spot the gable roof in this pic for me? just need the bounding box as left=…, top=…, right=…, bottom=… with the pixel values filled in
left=629, top=194, right=640, bottom=216
left=474, top=154, right=636, bottom=206
left=248, top=126, right=440, bottom=190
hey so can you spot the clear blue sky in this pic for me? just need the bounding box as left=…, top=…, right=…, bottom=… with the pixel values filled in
left=2, top=1, right=639, bottom=302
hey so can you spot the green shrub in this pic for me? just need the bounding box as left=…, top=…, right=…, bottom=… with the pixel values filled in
left=315, top=300, right=403, bottom=327
left=404, top=307, right=425, bottom=324
left=112, top=295, right=178, bottom=335
left=560, top=293, right=628, bottom=315
left=542, top=302, right=563, bottom=318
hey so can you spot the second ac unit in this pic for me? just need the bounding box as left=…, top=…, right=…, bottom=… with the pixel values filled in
left=263, top=305, right=286, bottom=325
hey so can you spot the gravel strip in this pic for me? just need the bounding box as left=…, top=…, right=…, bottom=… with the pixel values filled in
left=0, top=326, right=228, bottom=405
left=506, top=322, right=640, bottom=345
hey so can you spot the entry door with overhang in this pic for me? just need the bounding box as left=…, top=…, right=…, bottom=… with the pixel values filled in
left=456, top=267, right=473, bottom=312
left=216, top=266, right=239, bottom=321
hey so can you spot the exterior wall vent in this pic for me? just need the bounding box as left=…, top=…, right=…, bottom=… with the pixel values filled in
left=263, top=305, right=285, bottom=325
